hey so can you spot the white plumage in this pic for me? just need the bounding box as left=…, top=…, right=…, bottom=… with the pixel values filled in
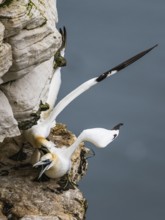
left=25, top=43, right=157, bottom=151
left=33, top=123, right=123, bottom=179
left=21, top=28, right=157, bottom=181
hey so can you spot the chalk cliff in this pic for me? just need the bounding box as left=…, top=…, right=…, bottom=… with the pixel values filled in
left=0, top=1, right=87, bottom=219
left=0, top=0, right=61, bottom=142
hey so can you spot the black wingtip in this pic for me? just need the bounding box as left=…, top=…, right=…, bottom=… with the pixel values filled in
left=96, top=44, right=158, bottom=83
left=150, top=44, right=158, bottom=50
left=59, top=26, right=67, bottom=49
left=144, top=44, right=158, bottom=54
left=112, top=123, right=124, bottom=130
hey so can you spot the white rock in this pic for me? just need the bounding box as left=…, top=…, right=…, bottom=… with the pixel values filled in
left=0, top=90, right=20, bottom=143
left=0, top=22, right=12, bottom=77
left=0, top=0, right=45, bottom=37
left=1, top=57, right=55, bottom=121
left=40, top=0, right=58, bottom=24
left=0, top=22, right=4, bottom=43
left=0, top=0, right=58, bottom=38
left=0, top=0, right=60, bottom=142
left=1, top=0, right=61, bottom=83
left=0, top=43, right=12, bottom=78
left=1, top=28, right=60, bottom=82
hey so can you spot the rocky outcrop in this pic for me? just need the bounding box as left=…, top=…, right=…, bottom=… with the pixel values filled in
left=0, top=90, right=20, bottom=142
left=0, top=0, right=61, bottom=142
left=0, top=124, right=88, bottom=220
left=0, top=22, right=12, bottom=80
left=1, top=57, right=54, bottom=121
left=0, top=1, right=88, bottom=219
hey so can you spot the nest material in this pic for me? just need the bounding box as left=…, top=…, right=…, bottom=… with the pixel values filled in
left=0, top=124, right=88, bottom=220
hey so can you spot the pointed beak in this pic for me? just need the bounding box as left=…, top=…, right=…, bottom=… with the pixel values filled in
left=33, top=159, right=51, bottom=168
left=33, top=159, right=53, bottom=179
left=112, top=123, right=124, bottom=130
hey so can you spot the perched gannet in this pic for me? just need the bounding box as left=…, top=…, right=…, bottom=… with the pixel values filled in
left=25, top=44, right=157, bottom=150
left=34, top=123, right=123, bottom=179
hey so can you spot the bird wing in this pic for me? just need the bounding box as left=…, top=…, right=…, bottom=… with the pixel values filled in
left=41, top=28, right=67, bottom=121
left=43, top=68, right=62, bottom=117
left=45, top=45, right=157, bottom=124
left=96, top=44, right=158, bottom=82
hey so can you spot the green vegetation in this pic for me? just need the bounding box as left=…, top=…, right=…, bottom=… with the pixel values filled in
left=26, top=0, right=47, bottom=24
left=18, top=101, right=49, bottom=130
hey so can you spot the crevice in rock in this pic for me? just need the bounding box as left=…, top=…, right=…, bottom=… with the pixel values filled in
left=0, top=124, right=88, bottom=219
left=0, top=198, right=20, bottom=220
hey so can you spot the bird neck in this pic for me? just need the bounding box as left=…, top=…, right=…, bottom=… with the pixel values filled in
left=35, top=136, right=55, bottom=152
left=66, top=135, right=84, bottom=159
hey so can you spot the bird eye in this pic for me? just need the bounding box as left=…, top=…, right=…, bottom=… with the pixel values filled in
left=43, top=159, right=51, bottom=163
left=113, top=134, right=117, bottom=139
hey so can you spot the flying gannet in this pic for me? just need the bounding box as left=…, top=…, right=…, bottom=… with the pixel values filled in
left=25, top=44, right=157, bottom=151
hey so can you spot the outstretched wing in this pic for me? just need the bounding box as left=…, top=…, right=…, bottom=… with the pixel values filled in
left=96, top=44, right=158, bottom=82
left=46, top=44, right=157, bottom=123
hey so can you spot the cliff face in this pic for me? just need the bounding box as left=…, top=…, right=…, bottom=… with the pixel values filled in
left=0, top=124, right=88, bottom=220
left=0, top=0, right=61, bottom=142
left=0, top=1, right=88, bottom=219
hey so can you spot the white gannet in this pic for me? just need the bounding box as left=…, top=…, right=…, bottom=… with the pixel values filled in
left=33, top=123, right=123, bottom=179
left=25, top=44, right=158, bottom=150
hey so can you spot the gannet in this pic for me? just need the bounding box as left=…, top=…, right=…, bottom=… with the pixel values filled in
left=33, top=123, right=123, bottom=179
left=25, top=44, right=157, bottom=151
left=23, top=28, right=67, bottom=149
left=47, top=44, right=158, bottom=121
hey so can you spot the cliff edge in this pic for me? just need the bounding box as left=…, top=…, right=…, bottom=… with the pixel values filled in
left=0, top=1, right=88, bottom=219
